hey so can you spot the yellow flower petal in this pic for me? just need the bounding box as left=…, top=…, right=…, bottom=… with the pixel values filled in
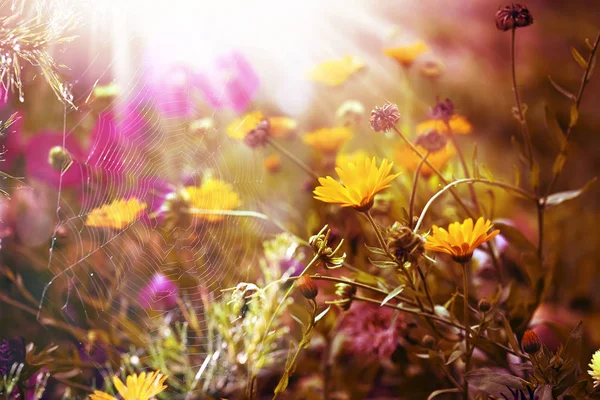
left=307, top=55, right=365, bottom=87
left=416, top=115, right=473, bottom=135
left=303, top=126, right=353, bottom=154
left=383, top=40, right=429, bottom=66
left=85, top=198, right=147, bottom=230
left=180, top=179, right=241, bottom=222
left=226, top=111, right=264, bottom=139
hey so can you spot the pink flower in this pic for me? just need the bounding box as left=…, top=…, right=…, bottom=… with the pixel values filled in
left=341, top=303, right=409, bottom=359
left=138, top=273, right=179, bottom=311
left=149, top=64, right=197, bottom=117
left=195, top=52, right=260, bottom=114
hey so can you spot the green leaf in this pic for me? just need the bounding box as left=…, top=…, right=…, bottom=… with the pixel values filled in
left=585, top=38, right=594, bottom=51
left=466, top=368, right=528, bottom=395
left=571, top=47, right=589, bottom=69
left=445, top=349, right=463, bottom=365
left=530, top=161, right=540, bottom=191
left=543, top=178, right=597, bottom=208
left=472, top=143, right=479, bottom=179
left=369, top=258, right=397, bottom=269
left=513, top=164, right=521, bottom=187
left=548, top=76, right=576, bottom=101
left=314, top=305, right=331, bottom=323
left=427, top=388, right=461, bottom=400
left=535, top=384, right=554, bottom=400
left=380, top=285, right=405, bottom=306
left=364, top=244, right=386, bottom=256
left=500, top=313, right=522, bottom=354
left=544, top=104, right=566, bottom=149
left=562, top=321, right=583, bottom=364
left=479, top=163, right=494, bottom=182
left=552, top=153, right=567, bottom=177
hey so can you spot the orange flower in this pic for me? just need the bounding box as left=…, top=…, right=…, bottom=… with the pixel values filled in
left=417, top=115, right=473, bottom=135
left=264, top=154, right=282, bottom=174
left=226, top=112, right=296, bottom=139
left=336, top=149, right=370, bottom=169
left=383, top=40, right=429, bottom=67
left=314, top=156, right=400, bottom=212
left=425, top=217, right=500, bottom=263
left=268, top=116, right=297, bottom=138
left=303, top=126, right=353, bottom=154
left=307, top=55, right=365, bottom=87
left=394, top=143, right=455, bottom=179
left=85, top=198, right=147, bottom=230
left=89, top=371, right=167, bottom=400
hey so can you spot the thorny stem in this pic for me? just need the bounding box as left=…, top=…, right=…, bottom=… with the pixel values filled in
left=446, top=121, right=482, bottom=215
left=266, top=137, right=320, bottom=181
left=414, top=178, right=537, bottom=233
left=511, top=27, right=534, bottom=169
left=461, top=262, right=471, bottom=400
left=409, top=151, right=429, bottom=227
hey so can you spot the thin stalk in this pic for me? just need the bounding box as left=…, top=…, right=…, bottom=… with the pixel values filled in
left=267, top=137, right=319, bottom=180
left=511, top=27, right=534, bottom=168
left=414, top=178, right=537, bottom=233
left=446, top=121, right=482, bottom=215
left=409, top=151, right=429, bottom=227
left=461, top=262, right=471, bottom=400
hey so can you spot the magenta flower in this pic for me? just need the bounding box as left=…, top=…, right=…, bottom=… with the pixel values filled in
left=0, top=337, right=26, bottom=376
left=195, top=52, right=260, bottom=114
left=341, top=303, right=409, bottom=359
left=138, top=273, right=179, bottom=311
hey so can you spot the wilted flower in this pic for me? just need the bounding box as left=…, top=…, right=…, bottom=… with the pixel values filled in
left=336, top=100, right=365, bottom=126
left=138, top=273, right=179, bottom=311
left=309, top=227, right=346, bottom=269
left=302, top=126, right=353, bottom=154
left=334, top=282, right=357, bottom=311
left=414, top=129, right=448, bottom=153
left=589, top=349, right=600, bottom=387
left=425, top=217, right=500, bottom=263
left=383, top=40, right=429, bottom=67
left=495, top=4, right=534, bottom=31
left=386, top=222, right=425, bottom=262
left=430, top=98, right=455, bottom=123
left=179, top=179, right=241, bottom=222
left=394, top=143, right=455, bottom=179
left=85, top=198, right=147, bottom=230
left=296, top=275, right=318, bottom=300
left=417, top=115, right=473, bottom=136
left=264, top=154, right=282, bottom=174
left=307, top=55, right=365, bottom=87
left=0, top=337, right=25, bottom=376
left=313, top=156, right=400, bottom=212
left=370, top=102, right=400, bottom=132
left=522, top=329, right=542, bottom=355
left=90, top=371, right=168, bottom=400
left=341, top=303, right=408, bottom=358
left=244, top=119, right=270, bottom=148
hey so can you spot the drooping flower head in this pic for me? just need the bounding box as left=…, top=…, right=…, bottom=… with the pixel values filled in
left=303, top=126, right=353, bottom=154
left=90, top=371, right=168, bottom=400
left=589, top=349, right=600, bottom=388
left=85, top=198, right=147, bottom=230
left=495, top=4, right=534, bottom=31
left=383, top=40, right=429, bottom=67
left=370, top=102, right=400, bottom=133
left=313, top=156, right=400, bottom=212
left=425, top=217, right=500, bottom=263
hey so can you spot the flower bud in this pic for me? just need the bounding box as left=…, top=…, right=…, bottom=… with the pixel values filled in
left=430, top=98, right=455, bottom=123
left=495, top=4, right=534, bottom=32
left=48, top=145, right=72, bottom=172
left=421, top=335, right=435, bottom=349
left=477, top=298, right=491, bottom=312
left=296, top=275, right=318, bottom=300
left=414, top=129, right=447, bottom=154
left=243, top=119, right=270, bottom=148
left=335, top=282, right=357, bottom=311
left=521, top=329, right=542, bottom=355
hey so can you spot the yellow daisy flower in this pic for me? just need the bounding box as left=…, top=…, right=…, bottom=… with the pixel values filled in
left=335, top=149, right=370, bottom=169
left=307, top=55, right=365, bottom=87
left=89, top=371, right=167, bottom=400
left=394, top=143, right=455, bottom=179
left=314, top=156, right=400, bottom=212
left=589, top=349, right=600, bottom=387
left=226, top=111, right=264, bottom=139
left=303, top=126, right=353, bottom=154
left=180, top=179, right=241, bottom=222
left=383, top=40, right=429, bottom=67
left=425, top=217, right=500, bottom=263
left=85, top=198, right=147, bottom=230
left=417, top=114, right=473, bottom=136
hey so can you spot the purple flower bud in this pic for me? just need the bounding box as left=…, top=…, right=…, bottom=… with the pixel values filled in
left=0, top=337, right=26, bottom=376
left=430, top=98, right=455, bottom=123
left=138, top=273, right=179, bottom=311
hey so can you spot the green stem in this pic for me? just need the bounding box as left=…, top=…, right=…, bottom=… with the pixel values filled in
left=267, top=137, right=320, bottom=180
left=461, top=262, right=471, bottom=400
left=409, top=151, right=429, bottom=227
left=511, top=27, right=534, bottom=169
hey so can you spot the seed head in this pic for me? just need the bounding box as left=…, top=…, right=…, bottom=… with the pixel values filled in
left=243, top=118, right=270, bottom=148
left=370, top=102, right=400, bottom=132
left=414, top=129, right=448, bottom=153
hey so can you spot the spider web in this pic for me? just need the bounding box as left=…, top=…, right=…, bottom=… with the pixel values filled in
left=3, top=0, right=266, bottom=389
